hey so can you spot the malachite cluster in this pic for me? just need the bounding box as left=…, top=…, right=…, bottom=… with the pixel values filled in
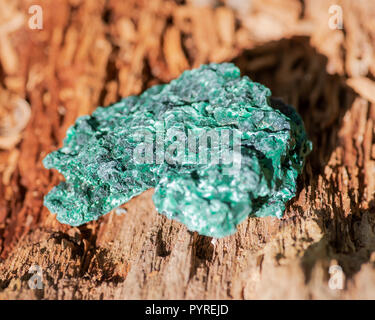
left=43, top=63, right=312, bottom=238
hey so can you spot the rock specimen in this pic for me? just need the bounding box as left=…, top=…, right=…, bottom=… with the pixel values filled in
left=43, top=63, right=311, bottom=237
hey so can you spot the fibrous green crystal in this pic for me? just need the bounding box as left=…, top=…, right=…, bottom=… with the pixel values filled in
left=43, top=63, right=312, bottom=238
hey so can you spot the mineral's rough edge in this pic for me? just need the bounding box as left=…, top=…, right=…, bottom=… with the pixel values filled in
left=43, top=63, right=312, bottom=238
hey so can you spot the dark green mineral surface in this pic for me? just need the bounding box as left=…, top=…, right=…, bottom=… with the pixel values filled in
left=43, top=63, right=312, bottom=238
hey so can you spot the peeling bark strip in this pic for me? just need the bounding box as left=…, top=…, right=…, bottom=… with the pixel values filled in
left=1, top=0, right=375, bottom=299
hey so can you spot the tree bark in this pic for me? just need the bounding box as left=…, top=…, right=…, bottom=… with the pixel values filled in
left=1, top=0, right=375, bottom=299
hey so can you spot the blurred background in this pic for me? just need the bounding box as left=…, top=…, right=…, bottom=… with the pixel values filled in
left=1, top=0, right=375, bottom=299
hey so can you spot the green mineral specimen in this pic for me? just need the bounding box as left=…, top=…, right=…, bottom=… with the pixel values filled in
left=43, top=63, right=312, bottom=238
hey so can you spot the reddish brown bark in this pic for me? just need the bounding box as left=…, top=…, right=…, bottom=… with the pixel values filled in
left=1, top=0, right=375, bottom=299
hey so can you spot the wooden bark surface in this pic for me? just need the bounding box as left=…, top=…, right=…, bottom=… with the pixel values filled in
left=1, top=0, right=375, bottom=299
